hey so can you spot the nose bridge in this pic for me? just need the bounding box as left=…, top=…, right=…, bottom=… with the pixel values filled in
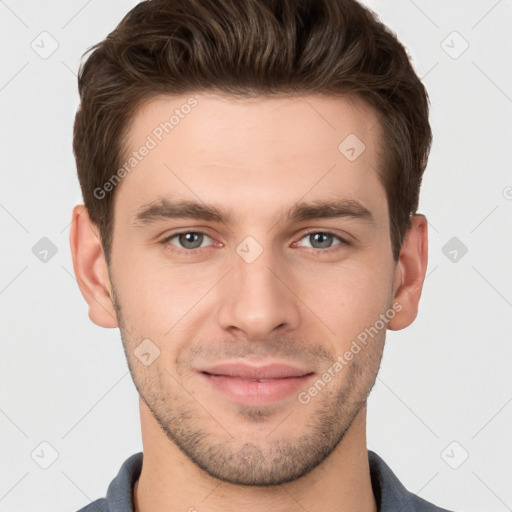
left=216, top=238, right=300, bottom=338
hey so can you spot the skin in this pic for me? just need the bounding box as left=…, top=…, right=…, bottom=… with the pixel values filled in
left=70, top=92, right=428, bottom=512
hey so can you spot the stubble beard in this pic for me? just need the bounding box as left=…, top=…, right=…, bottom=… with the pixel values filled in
left=113, top=289, right=385, bottom=486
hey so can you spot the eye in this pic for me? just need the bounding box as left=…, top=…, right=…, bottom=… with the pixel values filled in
left=160, top=230, right=349, bottom=255
left=164, top=231, right=214, bottom=251
left=295, top=231, right=348, bottom=250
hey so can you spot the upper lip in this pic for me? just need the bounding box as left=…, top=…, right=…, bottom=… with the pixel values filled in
left=200, top=362, right=314, bottom=380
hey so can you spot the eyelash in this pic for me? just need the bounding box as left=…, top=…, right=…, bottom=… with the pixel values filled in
left=160, top=230, right=350, bottom=257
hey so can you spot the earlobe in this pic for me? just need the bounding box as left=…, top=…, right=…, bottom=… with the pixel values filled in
left=387, top=214, right=428, bottom=331
left=69, top=205, right=119, bottom=328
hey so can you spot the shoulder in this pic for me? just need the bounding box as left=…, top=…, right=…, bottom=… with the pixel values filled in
left=75, top=498, right=109, bottom=512
left=72, top=452, right=143, bottom=512
left=368, top=450, right=458, bottom=512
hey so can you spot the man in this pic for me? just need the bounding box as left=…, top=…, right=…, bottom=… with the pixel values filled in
left=69, top=0, right=455, bottom=510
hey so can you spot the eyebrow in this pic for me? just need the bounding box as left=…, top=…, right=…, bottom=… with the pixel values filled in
left=133, top=197, right=375, bottom=228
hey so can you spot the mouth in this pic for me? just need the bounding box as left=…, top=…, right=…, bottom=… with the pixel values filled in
left=198, top=362, right=315, bottom=404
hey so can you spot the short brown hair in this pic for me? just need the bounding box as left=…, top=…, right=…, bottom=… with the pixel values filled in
left=73, top=0, right=432, bottom=263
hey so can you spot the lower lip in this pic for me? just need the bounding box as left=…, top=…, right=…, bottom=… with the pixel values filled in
left=200, top=373, right=315, bottom=404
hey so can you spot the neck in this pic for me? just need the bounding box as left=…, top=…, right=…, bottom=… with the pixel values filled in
left=134, top=399, right=377, bottom=512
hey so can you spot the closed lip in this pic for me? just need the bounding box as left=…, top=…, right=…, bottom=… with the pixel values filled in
left=199, top=362, right=314, bottom=380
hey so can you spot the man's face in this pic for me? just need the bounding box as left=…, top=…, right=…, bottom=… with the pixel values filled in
left=108, top=92, right=398, bottom=485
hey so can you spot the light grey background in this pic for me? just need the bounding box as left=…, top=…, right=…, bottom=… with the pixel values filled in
left=1, top=1, right=511, bottom=511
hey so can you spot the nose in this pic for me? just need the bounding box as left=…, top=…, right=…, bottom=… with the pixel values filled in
left=216, top=244, right=301, bottom=340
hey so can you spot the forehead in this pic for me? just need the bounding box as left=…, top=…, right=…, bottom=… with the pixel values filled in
left=126, top=91, right=381, bottom=158
left=117, top=92, right=387, bottom=226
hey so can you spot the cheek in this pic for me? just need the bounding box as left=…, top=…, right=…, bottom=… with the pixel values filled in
left=295, top=261, right=393, bottom=333
left=113, top=257, right=219, bottom=337
left=112, top=238, right=394, bottom=341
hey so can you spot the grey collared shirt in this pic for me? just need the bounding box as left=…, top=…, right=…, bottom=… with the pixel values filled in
left=76, top=451, right=455, bottom=511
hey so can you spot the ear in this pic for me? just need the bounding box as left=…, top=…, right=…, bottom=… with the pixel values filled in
left=69, top=204, right=119, bottom=328
left=387, top=214, right=428, bottom=331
